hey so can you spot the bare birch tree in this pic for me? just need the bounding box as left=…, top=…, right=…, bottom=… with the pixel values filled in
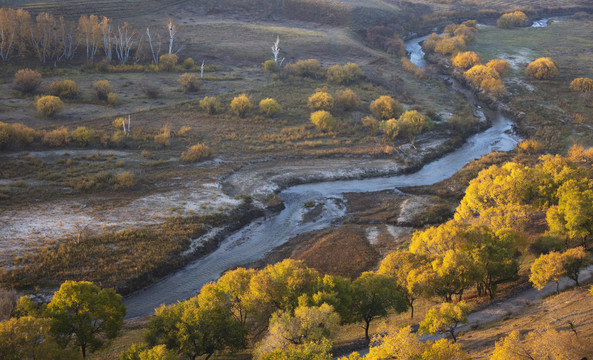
left=146, top=26, right=162, bottom=64
left=100, top=16, right=113, bottom=61
left=58, top=16, right=79, bottom=62
left=166, top=18, right=184, bottom=54
left=78, top=14, right=101, bottom=61
left=0, top=8, right=17, bottom=61
left=113, top=22, right=135, bottom=64
left=30, top=12, right=61, bottom=63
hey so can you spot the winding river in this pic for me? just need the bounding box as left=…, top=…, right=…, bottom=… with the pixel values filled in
left=124, top=32, right=518, bottom=319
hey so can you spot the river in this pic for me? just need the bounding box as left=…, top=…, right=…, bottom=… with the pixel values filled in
left=124, top=31, right=518, bottom=319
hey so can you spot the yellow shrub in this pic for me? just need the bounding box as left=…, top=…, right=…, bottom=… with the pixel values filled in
left=183, top=57, right=195, bottom=69
left=115, top=172, right=136, bottom=189
left=310, top=110, right=335, bottom=130
left=361, top=115, right=379, bottom=135
left=481, top=77, right=506, bottom=97
left=486, top=59, right=510, bottom=76
left=230, top=93, right=253, bottom=118
left=285, top=59, right=325, bottom=78
left=93, top=80, right=113, bottom=101
left=263, top=59, right=278, bottom=73
left=200, top=96, right=220, bottom=114
left=370, top=95, right=403, bottom=120
left=570, top=77, right=593, bottom=93
left=497, top=11, right=529, bottom=28
left=525, top=57, right=558, bottom=80
left=159, top=53, right=178, bottom=72
left=112, top=117, right=127, bottom=130
left=0, top=122, right=37, bottom=148
left=259, top=98, right=283, bottom=117
left=71, top=127, right=95, bottom=146
left=154, top=126, right=171, bottom=147
left=107, top=92, right=118, bottom=106
left=42, top=127, right=70, bottom=147
left=181, top=142, right=212, bottom=163
left=177, top=126, right=191, bottom=137
left=464, top=64, right=500, bottom=87
left=452, top=51, right=481, bottom=70
left=307, top=91, right=334, bottom=111
left=13, top=68, right=42, bottom=93
left=178, top=73, right=200, bottom=92
left=518, top=139, right=543, bottom=153
left=327, top=62, right=362, bottom=84
left=48, top=80, right=80, bottom=99
left=335, top=89, right=360, bottom=111
left=36, top=95, right=64, bottom=117
left=434, top=35, right=466, bottom=55
left=380, top=118, right=399, bottom=140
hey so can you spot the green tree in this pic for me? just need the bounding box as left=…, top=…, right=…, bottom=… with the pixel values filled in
left=378, top=251, right=427, bottom=319
left=46, top=281, right=126, bottom=358
left=0, top=316, right=79, bottom=360
left=349, top=272, right=408, bottom=342
left=419, top=301, right=471, bottom=343
left=255, top=304, right=339, bottom=357
left=546, top=178, right=593, bottom=246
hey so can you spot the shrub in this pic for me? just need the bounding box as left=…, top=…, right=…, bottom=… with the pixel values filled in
left=335, top=88, right=360, bottom=111
left=200, top=96, right=221, bottom=114
left=380, top=118, right=399, bottom=140
left=154, top=126, right=171, bottom=147
left=525, top=57, right=558, bottom=80
left=452, top=51, right=481, bottom=70
left=285, top=59, right=325, bottom=78
left=448, top=105, right=477, bottom=133
left=497, top=11, right=529, bottom=28
left=570, top=77, right=593, bottom=93
left=178, top=73, right=200, bottom=92
left=263, top=59, right=278, bottom=73
left=71, top=127, right=95, bottom=146
left=259, top=98, right=282, bottom=117
left=453, top=25, right=477, bottom=43
left=93, top=80, right=113, bottom=101
left=47, top=80, right=80, bottom=99
left=518, top=139, right=544, bottom=153
left=159, top=53, right=179, bottom=72
left=42, top=127, right=70, bottom=147
left=464, top=64, right=500, bottom=87
left=112, top=117, right=127, bottom=130
left=361, top=115, right=379, bottom=135
left=183, top=57, right=195, bottom=69
left=370, top=95, right=402, bottom=120
left=107, top=92, right=118, bottom=106
left=13, top=68, right=42, bottom=93
left=177, top=126, right=191, bottom=137
left=36, top=95, right=64, bottom=117
left=142, top=84, right=161, bottom=99
left=434, top=35, right=466, bottom=55
left=310, top=110, right=335, bottom=130
left=307, top=91, right=334, bottom=111
left=327, top=62, right=362, bottom=84
left=481, top=77, right=506, bottom=97
left=115, top=172, right=136, bottom=189
left=486, top=59, right=510, bottom=76
left=181, top=142, right=212, bottom=163
left=0, top=123, right=35, bottom=149
left=230, top=93, right=252, bottom=118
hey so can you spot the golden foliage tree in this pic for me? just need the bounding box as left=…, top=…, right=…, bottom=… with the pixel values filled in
left=230, top=93, right=253, bottom=118
left=497, top=11, right=529, bottom=28
left=36, top=96, right=64, bottom=117
left=259, top=98, right=283, bottom=117
left=525, top=57, right=558, bottom=80
left=452, top=51, right=481, bottom=70
left=308, top=91, right=334, bottom=111
left=310, top=110, right=335, bottom=130
left=486, top=59, right=510, bottom=76
left=419, top=301, right=471, bottom=343
left=370, top=95, right=402, bottom=120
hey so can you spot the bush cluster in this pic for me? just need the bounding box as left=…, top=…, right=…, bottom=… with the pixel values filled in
left=497, top=11, right=529, bottom=29
left=13, top=69, right=42, bottom=94
left=47, top=80, right=80, bottom=99
left=181, top=143, right=212, bottom=163
left=259, top=98, right=282, bottom=117
left=285, top=59, right=325, bottom=78
left=307, top=91, right=334, bottom=111
left=525, top=57, right=558, bottom=80
left=178, top=73, right=200, bottom=92
left=327, top=63, right=362, bottom=84
left=36, top=96, right=64, bottom=117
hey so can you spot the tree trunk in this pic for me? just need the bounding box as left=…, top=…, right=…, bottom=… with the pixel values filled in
left=81, top=344, right=86, bottom=359
left=364, top=318, right=371, bottom=343
left=410, top=304, right=414, bottom=320
left=449, top=328, right=457, bottom=343
left=556, top=281, right=560, bottom=294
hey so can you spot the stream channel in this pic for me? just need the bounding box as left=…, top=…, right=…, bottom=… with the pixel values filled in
left=124, top=29, right=521, bottom=319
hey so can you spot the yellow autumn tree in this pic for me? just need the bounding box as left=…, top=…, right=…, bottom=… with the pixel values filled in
left=452, top=51, right=481, bottom=70
left=486, top=59, right=510, bottom=76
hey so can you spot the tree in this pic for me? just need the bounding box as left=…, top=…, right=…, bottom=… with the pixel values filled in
left=546, top=178, right=593, bottom=245
left=349, top=272, right=407, bottom=342
left=146, top=298, right=246, bottom=360
left=255, top=304, right=340, bottom=357
left=78, top=15, right=101, bottom=61
left=379, top=118, right=399, bottom=141
left=310, top=111, right=335, bottom=130
left=113, top=22, right=136, bottom=64
left=378, top=251, right=427, bottom=319
left=419, top=301, right=471, bottom=343
left=93, top=79, right=114, bottom=101
left=497, top=11, right=529, bottom=29
left=308, top=91, right=334, bottom=111
left=120, top=344, right=178, bottom=360
left=560, top=246, right=590, bottom=286
left=452, top=51, right=481, bottom=70
left=46, top=281, right=126, bottom=358
left=490, top=327, right=586, bottom=360
left=230, top=93, right=253, bottom=118
left=258, top=339, right=332, bottom=360
left=464, top=64, right=500, bottom=88
left=370, top=96, right=402, bottom=120
left=159, top=53, right=178, bottom=72
left=0, top=316, right=79, bottom=360
left=529, top=250, right=565, bottom=293
left=525, top=57, right=558, bottom=80
left=397, top=110, right=432, bottom=144
left=335, top=88, right=360, bottom=111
